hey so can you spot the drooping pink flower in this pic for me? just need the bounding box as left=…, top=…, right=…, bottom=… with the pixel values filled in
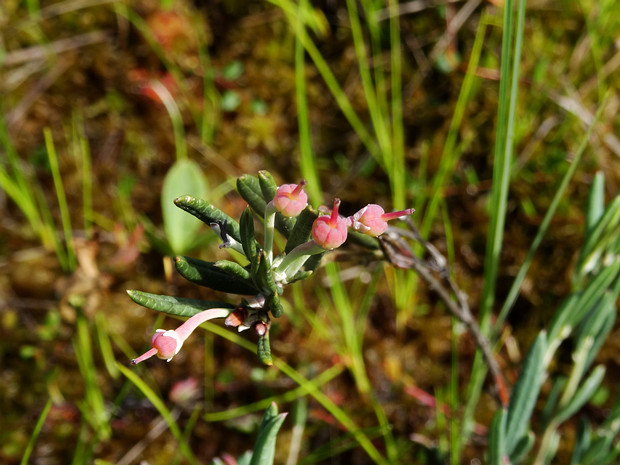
left=349, top=204, right=415, bottom=237
left=311, top=199, right=348, bottom=249
left=132, top=307, right=231, bottom=364
left=273, top=181, right=308, bottom=217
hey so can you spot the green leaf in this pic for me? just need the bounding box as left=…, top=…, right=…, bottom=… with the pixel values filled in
left=175, top=255, right=259, bottom=295
left=258, top=170, right=277, bottom=202
left=255, top=250, right=279, bottom=296
left=127, top=290, right=234, bottom=318
left=238, top=174, right=267, bottom=216
left=223, top=60, right=244, bottom=80
left=162, top=159, right=208, bottom=255
left=488, top=408, right=507, bottom=465
left=303, top=254, right=324, bottom=274
left=570, top=417, right=592, bottom=465
left=505, top=331, right=547, bottom=455
left=540, top=376, right=566, bottom=429
left=284, top=206, right=318, bottom=254
left=237, top=174, right=295, bottom=238
left=575, top=196, right=620, bottom=281
left=249, top=403, right=287, bottom=465
left=576, top=293, right=617, bottom=372
left=266, top=293, right=284, bottom=318
left=509, top=432, right=535, bottom=464
left=174, top=195, right=242, bottom=243
left=240, top=207, right=258, bottom=263
left=221, top=91, right=241, bottom=111
left=555, top=365, right=606, bottom=424
left=257, top=330, right=273, bottom=366
left=586, top=172, right=605, bottom=237
left=346, top=229, right=381, bottom=250
left=215, top=260, right=252, bottom=282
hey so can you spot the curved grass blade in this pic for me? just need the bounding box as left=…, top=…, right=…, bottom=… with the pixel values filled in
left=117, top=363, right=198, bottom=465
left=20, top=397, right=53, bottom=465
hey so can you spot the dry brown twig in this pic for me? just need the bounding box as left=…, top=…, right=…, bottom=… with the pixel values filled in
left=378, top=219, right=508, bottom=406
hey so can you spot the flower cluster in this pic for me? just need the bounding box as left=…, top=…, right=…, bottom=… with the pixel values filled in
left=131, top=172, right=414, bottom=366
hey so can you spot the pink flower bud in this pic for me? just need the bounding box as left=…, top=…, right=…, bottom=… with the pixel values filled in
left=273, top=181, right=308, bottom=217
left=349, top=204, right=415, bottom=237
left=311, top=199, right=348, bottom=249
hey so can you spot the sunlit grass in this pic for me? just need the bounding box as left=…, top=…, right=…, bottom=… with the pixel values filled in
left=3, top=0, right=620, bottom=463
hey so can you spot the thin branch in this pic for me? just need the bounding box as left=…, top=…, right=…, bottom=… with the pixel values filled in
left=379, top=221, right=507, bottom=406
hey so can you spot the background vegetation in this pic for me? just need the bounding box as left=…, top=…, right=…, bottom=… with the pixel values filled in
left=1, top=0, right=620, bottom=463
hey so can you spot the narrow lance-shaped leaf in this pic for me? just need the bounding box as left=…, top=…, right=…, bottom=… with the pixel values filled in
left=346, top=229, right=381, bottom=250
left=488, top=408, right=507, bottom=465
left=509, top=432, right=535, bottom=464
left=238, top=174, right=267, bottom=217
left=249, top=403, right=288, bottom=465
left=585, top=171, right=605, bottom=238
left=255, top=250, right=279, bottom=296
left=240, top=207, right=258, bottom=264
left=570, top=418, right=592, bottom=465
left=266, top=293, right=284, bottom=318
left=175, top=255, right=259, bottom=295
left=127, top=290, right=234, bottom=318
left=284, top=206, right=319, bottom=254
left=257, top=329, right=273, bottom=366
left=555, top=365, right=606, bottom=424
left=215, top=260, right=252, bottom=282
left=505, top=331, right=547, bottom=455
left=258, top=170, right=277, bottom=202
left=174, top=195, right=242, bottom=243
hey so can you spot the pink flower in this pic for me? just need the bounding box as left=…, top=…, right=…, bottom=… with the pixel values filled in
left=311, top=199, right=348, bottom=249
left=349, top=204, right=415, bottom=237
left=132, top=307, right=231, bottom=364
left=273, top=181, right=308, bottom=217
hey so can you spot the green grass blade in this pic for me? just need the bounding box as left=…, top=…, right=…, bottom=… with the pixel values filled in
left=117, top=363, right=198, bottom=465
left=494, top=103, right=605, bottom=331
left=20, top=397, right=52, bottom=465
left=463, top=0, right=527, bottom=443
left=295, top=0, right=322, bottom=205
left=420, top=14, right=488, bottom=239
left=204, top=364, right=344, bottom=422
left=480, top=0, right=527, bottom=330
left=44, top=127, right=77, bottom=271
left=388, top=0, right=405, bottom=210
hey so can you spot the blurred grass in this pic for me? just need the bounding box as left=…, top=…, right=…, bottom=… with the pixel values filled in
left=2, top=0, right=620, bottom=464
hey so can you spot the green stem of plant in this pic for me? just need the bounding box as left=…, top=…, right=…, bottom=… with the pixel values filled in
left=264, top=201, right=277, bottom=265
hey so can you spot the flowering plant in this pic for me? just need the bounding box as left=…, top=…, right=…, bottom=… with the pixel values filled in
left=130, top=170, right=414, bottom=365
